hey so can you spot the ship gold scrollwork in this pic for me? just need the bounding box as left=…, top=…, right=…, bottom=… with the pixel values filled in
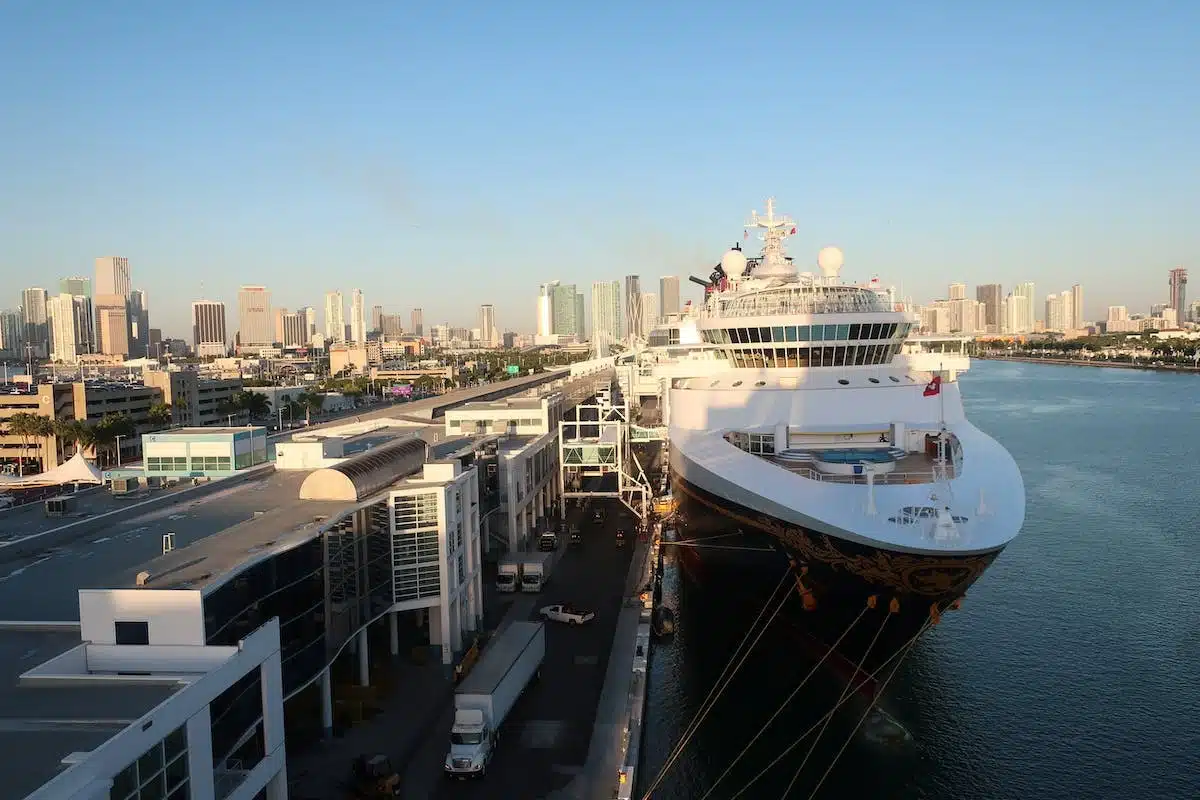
left=676, top=479, right=996, bottom=596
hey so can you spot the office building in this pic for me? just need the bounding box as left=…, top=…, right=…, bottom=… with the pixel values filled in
left=350, top=289, right=366, bottom=343
left=372, top=304, right=384, bottom=333
left=1011, top=281, right=1036, bottom=333
left=1169, top=268, right=1188, bottom=324
left=479, top=304, right=497, bottom=347
left=20, top=287, right=50, bottom=358
left=948, top=282, right=967, bottom=301
left=660, top=276, right=681, bottom=318
left=236, top=286, right=272, bottom=349
left=60, top=277, right=95, bottom=353
left=1046, top=291, right=1074, bottom=332
left=324, top=291, right=345, bottom=344
left=142, top=367, right=246, bottom=427
left=380, top=313, right=404, bottom=340
left=298, top=306, right=318, bottom=342
left=95, top=296, right=130, bottom=357
left=548, top=283, right=582, bottom=338
left=536, top=282, right=557, bottom=338
left=1107, top=306, right=1128, bottom=323
left=1070, top=284, right=1083, bottom=330
left=575, top=292, right=586, bottom=339
left=624, top=275, right=642, bottom=341
left=192, top=300, right=228, bottom=358
left=0, top=309, right=23, bottom=358
left=94, top=256, right=131, bottom=297
left=411, top=307, right=424, bottom=337
left=278, top=310, right=307, bottom=349
left=47, top=293, right=90, bottom=363
left=976, top=283, right=1002, bottom=331
left=591, top=280, right=621, bottom=353
left=641, top=292, right=659, bottom=332
left=128, top=288, right=150, bottom=357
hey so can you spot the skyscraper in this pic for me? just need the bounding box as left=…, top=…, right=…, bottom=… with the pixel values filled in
left=60, top=277, right=94, bottom=353
left=1169, top=268, right=1187, bottom=325
left=0, top=310, right=22, bottom=358
left=574, top=292, right=586, bottom=339
left=479, top=304, right=497, bottom=347
left=536, top=282, right=557, bottom=337
left=94, top=257, right=131, bottom=297
left=298, top=307, right=318, bottom=343
left=1012, top=281, right=1036, bottom=332
left=411, top=308, right=424, bottom=337
left=976, top=284, right=1002, bottom=331
left=1070, top=283, right=1083, bottom=330
left=350, top=289, right=366, bottom=344
left=128, top=288, right=149, bottom=357
left=280, top=311, right=307, bottom=349
left=191, top=301, right=227, bottom=357
left=237, top=285, right=273, bottom=348
left=550, top=283, right=582, bottom=338
left=371, top=304, right=384, bottom=333
left=641, top=292, right=658, bottom=332
left=948, top=282, right=967, bottom=301
left=660, top=276, right=681, bottom=318
left=591, top=280, right=621, bottom=354
left=324, top=291, right=345, bottom=343
left=624, top=275, right=642, bottom=342
left=19, top=287, right=49, bottom=358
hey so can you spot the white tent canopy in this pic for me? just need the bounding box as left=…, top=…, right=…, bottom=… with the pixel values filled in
left=0, top=451, right=104, bottom=488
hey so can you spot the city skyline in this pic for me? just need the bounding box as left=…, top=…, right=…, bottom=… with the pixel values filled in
left=2, top=4, right=1195, bottom=335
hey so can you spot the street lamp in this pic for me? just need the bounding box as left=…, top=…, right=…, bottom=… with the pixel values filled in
left=114, top=434, right=124, bottom=468
left=227, top=413, right=235, bottom=426
left=278, top=404, right=292, bottom=431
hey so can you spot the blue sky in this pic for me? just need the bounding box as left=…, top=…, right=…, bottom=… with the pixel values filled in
left=1, top=1, right=1196, bottom=338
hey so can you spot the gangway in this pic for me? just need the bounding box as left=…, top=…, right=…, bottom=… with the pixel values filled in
left=559, top=394, right=653, bottom=520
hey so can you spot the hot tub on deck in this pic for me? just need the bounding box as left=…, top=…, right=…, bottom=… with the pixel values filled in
left=777, top=447, right=904, bottom=476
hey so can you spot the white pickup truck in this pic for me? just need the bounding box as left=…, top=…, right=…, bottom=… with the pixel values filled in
left=539, top=604, right=595, bottom=626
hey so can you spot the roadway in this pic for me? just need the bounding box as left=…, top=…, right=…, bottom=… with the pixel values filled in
left=403, top=497, right=638, bottom=799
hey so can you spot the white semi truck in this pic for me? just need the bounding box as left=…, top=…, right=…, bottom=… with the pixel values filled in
left=444, top=621, right=546, bottom=779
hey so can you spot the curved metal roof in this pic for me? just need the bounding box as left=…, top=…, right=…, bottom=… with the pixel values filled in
left=299, top=436, right=427, bottom=502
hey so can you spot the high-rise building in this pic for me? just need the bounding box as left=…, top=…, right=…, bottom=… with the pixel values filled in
left=274, top=307, right=289, bottom=344
left=47, top=294, right=88, bottom=363
left=96, top=301, right=130, bottom=357
left=1012, top=281, right=1036, bottom=332
left=948, top=282, right=967, bottom=301
left=549, top=283, right=583, bottom=338
left=479, top=304, right=497, bottom=347
left=1071, top=284, right=1083, bottom=330
left=350, top=289, right=366, bottom=344
left=592, top=280, right=622, bottom=353
left=536, top=282, right=557, bottom=337
left=94, top=257, right=131, bottom=297
left=1189, top=299, right=1200, bottom=324
left=624, top=275, right=642, bottom=342
left=411, top=308, right=424, bottom=337
left=380, top=314, right=404, bottom=340
left=128, top=289, right=149, bottom=357
left=0, top=310, right=23, bottom=358
left=641, top=292, right=658, bottom=332
left=660, top=276, right=681, bottom=319
left=1107, top=306, right=1128, bottom=322
left=976, top=284, right=1002, bottom=331
left=324, top=291, right=345, bottom=343
left=60, top=277, right=95, bottom=353
left=1169, top=268, right=1188, bottom=325
left=298, top=307, right=318, bottom=342
left=192, top=301, right=227, bottom=357
left=237, top=286, right=273, bottom=348
left=1045, top=290, right=1074, bottom=332
left=371, top=304, right=384, bottom=333
left=280, top=311, right=307, bottom=349
left=20, top=287, right=50, bottom=358
left=574, top=292, right=586, bottom=339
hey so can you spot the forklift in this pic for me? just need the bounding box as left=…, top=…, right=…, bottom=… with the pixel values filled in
left=348, top=753, right=402, bottom=797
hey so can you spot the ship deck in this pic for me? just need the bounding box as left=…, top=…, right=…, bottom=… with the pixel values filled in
left=743, top=447, right=958, bottom=486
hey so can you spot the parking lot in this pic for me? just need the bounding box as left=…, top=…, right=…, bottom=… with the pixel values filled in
left=405, top=498, right=638, bottom=799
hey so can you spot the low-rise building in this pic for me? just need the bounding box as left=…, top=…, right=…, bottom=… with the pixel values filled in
left=142, top=427, right=269, bottom=479
left=142, top=367, right=245, bottom=427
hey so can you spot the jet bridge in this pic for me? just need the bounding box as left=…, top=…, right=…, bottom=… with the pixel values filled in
left=559, top=390, right=653, bottom=520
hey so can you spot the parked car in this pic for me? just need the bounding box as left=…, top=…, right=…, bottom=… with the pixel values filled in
left=539, top=604, right=595, bottom=626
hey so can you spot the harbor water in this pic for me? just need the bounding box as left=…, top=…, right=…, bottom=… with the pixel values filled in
left=640, top=359, right=1200, bottom=799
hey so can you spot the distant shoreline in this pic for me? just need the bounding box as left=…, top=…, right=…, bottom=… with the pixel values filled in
left=975, top=355, right=1200, bottom=374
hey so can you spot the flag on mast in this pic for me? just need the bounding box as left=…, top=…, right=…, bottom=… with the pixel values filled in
left=923, top=375, right=942, bottom=397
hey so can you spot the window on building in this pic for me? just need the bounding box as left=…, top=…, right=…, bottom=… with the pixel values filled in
left=115, top=620, right=150, bottom=645
left=110, top=726, right=189, bottom=800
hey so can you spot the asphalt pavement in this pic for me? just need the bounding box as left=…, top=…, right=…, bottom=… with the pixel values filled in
left=404, top=498, right=638, bottom=800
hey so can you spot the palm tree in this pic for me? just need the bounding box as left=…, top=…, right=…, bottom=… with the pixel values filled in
left=5, top=412, right=41, bottom=476
left=296, top=392, right=324, bottom=425
left=93, top=413, right=135, bottom=468
left=237, top=391, right=271, bottom=419
left=147, top=402, right=173, bottom=428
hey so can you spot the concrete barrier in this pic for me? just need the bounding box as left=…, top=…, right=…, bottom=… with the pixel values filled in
left=0, top=463, right=275, bottom=564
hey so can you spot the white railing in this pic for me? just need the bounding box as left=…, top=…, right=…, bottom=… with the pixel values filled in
left=768, top=461, right=957, bottom=485
left=706, top=287, right=892, bottom=319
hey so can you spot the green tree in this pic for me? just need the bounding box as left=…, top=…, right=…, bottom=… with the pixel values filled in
left=147, top=402, right=173, bottom=428
left=5, top=412, right=50, bottom=476
left=235, top=390, right=271, bottom=418
left=93, top=414, right=136, bottom=468
left=296, top=392, right=325, bottom=425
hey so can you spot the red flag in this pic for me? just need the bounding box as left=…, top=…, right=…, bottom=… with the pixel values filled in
left=923, top=375, right=942, bottom=397
left=789, top=226, right=797, bottom=234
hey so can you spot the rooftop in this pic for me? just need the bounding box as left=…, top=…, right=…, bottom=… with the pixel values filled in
left=147, top=426, right=266, bottom=436
left=0, top=626, right=178, bottom=799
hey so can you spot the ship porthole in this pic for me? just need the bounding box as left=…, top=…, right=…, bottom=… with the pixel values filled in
left=868, top=377, right=880, bottom=384
left=710, top=380, right=720, bottom=387
left=889, top=376, right=901, bottom=382
left=754, top=381, right=766, bottom=387
left=837, top=378, right=850, bottom=385
left=732, top=380, right=743, bottom=387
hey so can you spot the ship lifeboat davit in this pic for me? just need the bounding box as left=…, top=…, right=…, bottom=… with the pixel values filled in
left=652, top=605, right=676, bottom=637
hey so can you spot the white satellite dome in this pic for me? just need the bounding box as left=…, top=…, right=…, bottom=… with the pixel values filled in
left=817, top=246, right=844, bottom=279
left=721, top=245, right=748, bottom=276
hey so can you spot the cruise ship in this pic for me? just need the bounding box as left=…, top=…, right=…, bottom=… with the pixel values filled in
left=643, top=199, right=1026, bottom=677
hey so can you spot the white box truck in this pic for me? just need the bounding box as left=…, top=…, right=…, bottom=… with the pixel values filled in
left=519, top=551, right=556, bottom=593
left=444, top=621, right=546, bottom=778
left=496, top=555, right=520, bottom=593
